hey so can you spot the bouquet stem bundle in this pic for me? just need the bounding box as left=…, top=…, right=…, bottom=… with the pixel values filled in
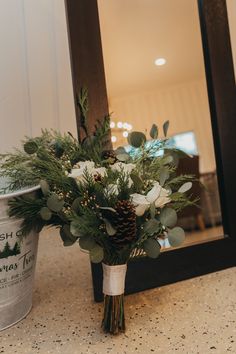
left=101, top=262, right=127, bottom=334
left=102, top=294, right=125, bottom=334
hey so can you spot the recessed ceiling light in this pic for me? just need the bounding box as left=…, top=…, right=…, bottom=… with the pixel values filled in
left=155, top=58, right=166, bottom=66
left=111, top=136, right=117, bottom=143
left=117, top=122, right=123, bottom=128
left=110, top=121, right=115, bottom=128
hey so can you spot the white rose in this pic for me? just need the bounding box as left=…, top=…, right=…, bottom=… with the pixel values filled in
left=78, top=161, right=95, bottom=171
left=130, top=193, right=150, bottom=216
left=146, top=182, right=162, bottom=203
left=111, top=162, right=135, bottom=174
left=69, top=161, right=107, bottom=183
left=94, top=167, right=107, bottom=177
left=69, top=168, right=85, bottom=182
left=155, top=188, right=171, bottom=208
left=130, top=182, right=171, bottom=216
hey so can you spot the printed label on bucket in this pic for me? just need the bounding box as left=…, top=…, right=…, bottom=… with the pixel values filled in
left=0, top=219, right=38, bottom=306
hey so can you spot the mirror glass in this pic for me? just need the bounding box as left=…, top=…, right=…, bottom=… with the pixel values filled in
left=98, top=0, right=225, bottom=249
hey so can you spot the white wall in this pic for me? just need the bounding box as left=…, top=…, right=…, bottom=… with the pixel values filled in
left=110, top=78, right=216, bottom=174
left=227, top=0, right=236, bottom=78
left=0, top=0, right=76, bottom=152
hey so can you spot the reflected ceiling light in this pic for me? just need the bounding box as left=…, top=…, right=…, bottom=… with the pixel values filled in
left=110, top=121, right=115, bottom=128
left=117, top=122, right=123, bottom=128
left=111, top=136, right=117, bottom=143
left=155, top=58, right=166, bottom=66
left=123, top=131, right=128, bottom=138
left=127, top=124, right=133, bottom=131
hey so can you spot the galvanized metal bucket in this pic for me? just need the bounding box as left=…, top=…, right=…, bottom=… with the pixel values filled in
left=0, top=182, right=40, bottom=331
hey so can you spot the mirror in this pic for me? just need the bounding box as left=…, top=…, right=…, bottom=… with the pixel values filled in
left=97, top=0, right=224, bottom=249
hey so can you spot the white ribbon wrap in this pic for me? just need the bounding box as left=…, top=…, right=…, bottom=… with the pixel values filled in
left=102, top=263, right=127, bottom=296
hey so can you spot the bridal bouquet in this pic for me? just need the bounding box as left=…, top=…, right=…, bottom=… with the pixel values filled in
left=0, top=92, right=196, bottom=334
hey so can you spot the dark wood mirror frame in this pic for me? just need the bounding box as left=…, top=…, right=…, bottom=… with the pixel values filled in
left=65, top=0, right=236, bottom=302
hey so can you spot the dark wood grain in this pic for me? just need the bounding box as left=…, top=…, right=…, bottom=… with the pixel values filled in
left=65, top=0, right=109, bottom=139
left=198, top=0, right=236, bottom=238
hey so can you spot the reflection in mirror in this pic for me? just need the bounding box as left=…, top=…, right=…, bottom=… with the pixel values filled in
left=98, top=0, right=224, bottom=249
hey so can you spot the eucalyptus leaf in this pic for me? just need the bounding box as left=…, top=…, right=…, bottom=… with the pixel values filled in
left=90, top=244, right=104, bottom=263
left=160, top=207, right=177, bottom=228
left=60, top=224, right=78, bottom=246
left=144, top=219, right=160, bottom=234
left=54, top=141, right=64, bottom=158
left=100, top=207, right=117, bottom=213
left=72, top=197, right=82, bottom=212
left=70, top=221, right=81, bottom=237
left=103, top=218, right=117, bottom=236
left=47, top=194, right=64, bottom=212
left=24, top=140, right=38, bottom=155
left=40, top=207, right=52, bottom=221
left=130, top=173, right=143, bottom=190
left=163, top=155, right=173, bottom=165
left=159, top=168, right=170, bottom=186
left=40, top=180, right=50, bottom=196
left=168, top=227, right=185, bottom=247
left=128, top=131, right=146, bottom=148
left=150, top=124, right=158, bottom=139
left=178, top=182, right=193, bottom=193
left=163, top=120, right=170, bottom=137
left=79, top=236, right=96, bottom=251
left=143, top=238, right=161, bottom=258
left=150, top=203, right=156, bottom=219
left=116, top=153, right=130, bottom=162
left=170, top=152, right=179, bottom=166
left=115, top=146, right=127, bottom=155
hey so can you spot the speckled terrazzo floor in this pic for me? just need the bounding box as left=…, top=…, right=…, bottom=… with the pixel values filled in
left=0, top=229, right=236, bottom=354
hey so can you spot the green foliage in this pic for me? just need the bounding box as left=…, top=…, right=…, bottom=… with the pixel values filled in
left=60, top=225, right=78, bottom=247
left=150, top=124, right=158, bottom=139
left=47, top=194, right=64, bottom=212
left=128, top=131, right=146, bottom=148
left=1, top=104, right=198, bottom=264
left=163, top=120, right=170, bottom=137
left=90, top=244, right=104, bottom=263
left=143, top=239, right=161, bottom=258
left=40, top=207, right=52, bottom=221
left=159, top=208, right=177, bottom=228
left=24, top=140, right=38, bottom=154
left=167, top=227, right=185, bottom=247
left=143, top=219, right=160, bottom=235
left=79, top=236, right=96, bottom=251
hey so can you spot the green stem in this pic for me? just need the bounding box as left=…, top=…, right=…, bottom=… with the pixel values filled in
left=102, top=294, right=125, bottom=334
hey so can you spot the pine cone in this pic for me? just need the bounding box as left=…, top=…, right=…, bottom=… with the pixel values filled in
left=102, top=150, right=117, bottom=164
left=111, top=200, right=136, bottom=246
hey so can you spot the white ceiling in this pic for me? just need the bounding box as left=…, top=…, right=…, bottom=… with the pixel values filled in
left=98, top=0, right=206, bottom=97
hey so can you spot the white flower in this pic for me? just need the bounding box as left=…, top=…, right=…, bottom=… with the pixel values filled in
left=94, top=167, right=107, bottom=177
left=111, top=162, right=135, bottom=174
left=77, top=161, right=95, bottom=170
left=130, top=182, right=171, bottom=216
left=155, top=188, right=171, bottom=208
left=130, top=193, right=150, bottom=216
left=69, top=168, right=85, bottom=181
left=69, top=161, right=107, bottom=183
